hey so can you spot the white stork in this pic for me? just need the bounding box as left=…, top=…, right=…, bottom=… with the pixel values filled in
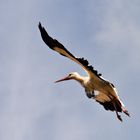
left=38, top=22, right=130, bottom=122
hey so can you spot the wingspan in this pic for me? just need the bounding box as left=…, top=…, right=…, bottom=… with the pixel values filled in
left=38, top=22, right=101, bottom=79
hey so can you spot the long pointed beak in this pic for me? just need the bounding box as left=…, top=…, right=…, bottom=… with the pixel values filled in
left=54, top=76, right=70, bottom=83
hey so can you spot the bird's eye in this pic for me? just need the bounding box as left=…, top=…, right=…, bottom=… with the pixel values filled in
left=69, top=74, right=72, bottom=76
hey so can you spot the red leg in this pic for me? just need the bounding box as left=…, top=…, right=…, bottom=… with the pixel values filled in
left=113, top=102, right=123, bottom=122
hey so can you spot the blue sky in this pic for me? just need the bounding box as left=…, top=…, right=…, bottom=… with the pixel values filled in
left=0, top=0, right=140, bottom=140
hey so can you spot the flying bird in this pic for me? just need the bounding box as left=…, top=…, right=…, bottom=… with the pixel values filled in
left=38, top=22, right=130, bottom=122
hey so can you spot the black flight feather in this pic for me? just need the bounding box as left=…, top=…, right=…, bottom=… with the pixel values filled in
left=38, top=22, right=75, bottom=58
left=76, top=57, right=102, bottom=77
left=97, top=100, right=122, bottom=112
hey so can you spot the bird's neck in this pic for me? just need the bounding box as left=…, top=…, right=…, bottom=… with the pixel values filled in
left=74, top=75, right=87, bottom=86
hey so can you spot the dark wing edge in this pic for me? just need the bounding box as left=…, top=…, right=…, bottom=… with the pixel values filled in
left=76, top=57, right=102, bottom=77
left=38, top=22, right=75, bottom=58
left=38, top=22, right=102, bottom=78
left=97, top=99, right=122, bottom=112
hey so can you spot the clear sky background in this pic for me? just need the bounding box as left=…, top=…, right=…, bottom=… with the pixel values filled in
left=0, top=0, right=140, bottom=140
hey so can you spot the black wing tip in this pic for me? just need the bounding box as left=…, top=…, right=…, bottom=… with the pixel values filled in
left=38, top=22, right=45, bottom=32
left=38, top=21, right=41, bottom=26
left=38, top=22, right=48, bottom=34
left=38, top=22, right=52, bottom=46
left=38, top=22, right=67, bottom=52
left=38, top=22, right=42, bottom=29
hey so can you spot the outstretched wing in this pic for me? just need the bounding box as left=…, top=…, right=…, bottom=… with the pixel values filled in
left=38, top=22, right=102, bottom=79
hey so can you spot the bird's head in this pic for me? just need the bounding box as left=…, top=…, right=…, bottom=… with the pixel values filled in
left=55, top=72, right=80, bottom=83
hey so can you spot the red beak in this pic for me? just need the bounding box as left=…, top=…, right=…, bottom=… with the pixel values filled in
left=55, top=76, right=70, bottom=83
